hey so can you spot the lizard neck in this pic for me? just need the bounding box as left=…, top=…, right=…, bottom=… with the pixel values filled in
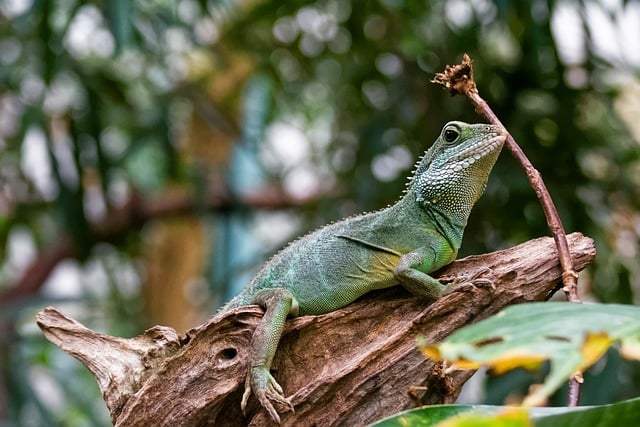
left=393, top=191, right=466, bottom=251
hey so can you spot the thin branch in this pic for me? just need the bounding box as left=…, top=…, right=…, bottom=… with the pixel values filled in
left=431, top=54, right=582, bottom=405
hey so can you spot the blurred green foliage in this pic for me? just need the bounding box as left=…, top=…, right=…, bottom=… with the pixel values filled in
left=1, top=0, right=639, bottom=425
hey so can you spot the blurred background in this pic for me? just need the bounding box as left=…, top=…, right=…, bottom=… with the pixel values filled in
left=1, top=0, right=639, bottom=425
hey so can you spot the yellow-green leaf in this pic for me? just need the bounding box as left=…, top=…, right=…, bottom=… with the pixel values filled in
left=418, top=302, right=640, bottom=406
left=434, top=408, right=531, bottom=427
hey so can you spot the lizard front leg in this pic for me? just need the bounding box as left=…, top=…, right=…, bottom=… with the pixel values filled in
left=393, top=246, right=456, bottom=300
left=242, top=288, right=298, bottom=424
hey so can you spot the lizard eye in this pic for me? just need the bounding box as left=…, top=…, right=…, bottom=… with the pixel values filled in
left=443, top=126, right=460, bottom=143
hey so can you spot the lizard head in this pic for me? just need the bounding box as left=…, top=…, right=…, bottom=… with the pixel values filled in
left=411, top=121, right=506, bottom=220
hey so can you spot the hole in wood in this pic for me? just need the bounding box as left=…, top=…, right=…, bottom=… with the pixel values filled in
left=219, top=347, right=238, bottom=360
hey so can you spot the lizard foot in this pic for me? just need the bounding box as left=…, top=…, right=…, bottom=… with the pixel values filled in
left=241, top=366, right=294, bottom=424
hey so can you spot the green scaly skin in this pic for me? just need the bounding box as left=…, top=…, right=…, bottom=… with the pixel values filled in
left=221, top=121, right=506, bottom=423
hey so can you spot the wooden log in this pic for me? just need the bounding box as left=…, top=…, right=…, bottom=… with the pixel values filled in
left=37, top=232, right=596, bottom=426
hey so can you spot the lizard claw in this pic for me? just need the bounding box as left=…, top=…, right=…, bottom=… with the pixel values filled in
left=441, top=267, right=495, bottom=296
left=471, top=278, right=496, bottom=290
left=241, top=366, right=294, bottom=424
left=442, top=278, right=495, bottom=296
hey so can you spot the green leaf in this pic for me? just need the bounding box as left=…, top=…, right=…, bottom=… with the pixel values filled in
left=419, top=302, right=640, bottom=406
left=433, top=408, right=531, bottom=427
left=370, top=404, right=488, bottom=427
left=534, top=396, right=640, bottom=426
left=369, top=397, right=640, bottom=427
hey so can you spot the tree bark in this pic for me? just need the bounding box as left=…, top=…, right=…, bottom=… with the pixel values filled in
left=36, top=232, right=596, bottom=427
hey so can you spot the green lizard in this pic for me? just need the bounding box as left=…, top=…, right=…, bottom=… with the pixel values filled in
left=222, top=121, right=506, bottom=423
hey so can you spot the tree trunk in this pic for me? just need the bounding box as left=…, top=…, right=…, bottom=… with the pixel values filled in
left=36, top=232, right=596, bottom=427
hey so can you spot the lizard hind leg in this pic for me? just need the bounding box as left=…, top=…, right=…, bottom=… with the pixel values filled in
left=241, top=288, right=299, bottom=423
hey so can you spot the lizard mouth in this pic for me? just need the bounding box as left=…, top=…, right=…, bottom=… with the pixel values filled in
left=453, top=133, right=506, bottom=164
